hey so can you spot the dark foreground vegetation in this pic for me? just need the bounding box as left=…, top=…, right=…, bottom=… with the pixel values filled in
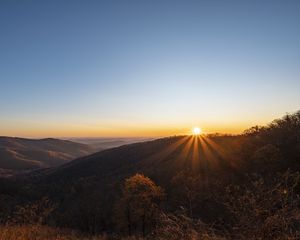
left=1, top=111, right=300, bottom=239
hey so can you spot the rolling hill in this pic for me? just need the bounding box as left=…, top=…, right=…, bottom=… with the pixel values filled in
left=15, top=134, right=243, bottom=232
left=67, top=137, right=153, bottom=150
left=33, top=134, right=240, bottom=184
left=0, top=112, right=299, bottom=237
left=0, top=137, right=95, bottom=172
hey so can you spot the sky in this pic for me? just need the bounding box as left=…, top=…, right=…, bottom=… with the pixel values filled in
left=0, top=0, right=299, bottom=137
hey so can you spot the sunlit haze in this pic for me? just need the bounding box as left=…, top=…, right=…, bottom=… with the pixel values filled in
left=1, top=1, right=299, bottom=138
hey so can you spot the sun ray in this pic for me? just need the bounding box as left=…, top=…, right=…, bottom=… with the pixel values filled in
left=191, top=136, right=200, bottom=171
left=201, top=136, right=238, bottom=169
left=141, top=136, right=191, bottom=168
left=174, top=136, right=194, bottom=167
left=199, top=135, right=218, bottom=169
left=202, top=136, right=228, bottom=160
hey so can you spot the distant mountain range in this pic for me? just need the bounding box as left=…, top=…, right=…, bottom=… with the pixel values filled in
left=0, top=136, right=154, bottom=175
left=0, top=137, right=94, bottom=173
left=36, top=135, right=234, bottom=182
left=66, top=137, right=154, bottom=150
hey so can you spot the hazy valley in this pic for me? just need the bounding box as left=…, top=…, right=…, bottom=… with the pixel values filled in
left=0, top=137, right=150, bottom=176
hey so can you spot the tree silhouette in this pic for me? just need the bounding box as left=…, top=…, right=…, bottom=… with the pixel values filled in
left=116, top=174, right=164, bottom=237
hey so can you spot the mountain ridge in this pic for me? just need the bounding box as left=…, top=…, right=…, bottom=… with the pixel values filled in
left=0, top=136, right=95, bottom=172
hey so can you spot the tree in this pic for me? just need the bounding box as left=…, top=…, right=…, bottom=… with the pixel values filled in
left=116, top=174, right=164, bottom=237
left=222, top=171, right=300, bottom=239
left=251, top=144, right=282, bottom=168
left=171, top=170, right=201, bottom=218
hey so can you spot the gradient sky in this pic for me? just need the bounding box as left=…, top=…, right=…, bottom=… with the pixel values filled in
left=1, top=0, right=300, bottom=137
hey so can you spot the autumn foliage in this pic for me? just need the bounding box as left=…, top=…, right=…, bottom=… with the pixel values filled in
left=115, top=174, right=164, bottom=237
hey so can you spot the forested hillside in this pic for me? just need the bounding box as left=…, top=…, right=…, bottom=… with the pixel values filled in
left=0, top=112, right=300, bottom=239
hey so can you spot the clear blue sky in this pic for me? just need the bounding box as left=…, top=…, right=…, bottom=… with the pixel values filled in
left=0, top=0, right=299, bottom=137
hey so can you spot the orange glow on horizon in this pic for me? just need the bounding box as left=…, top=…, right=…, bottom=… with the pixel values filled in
left=0, top=128, right=242, bottom=138
left=1, top=114, right=280, bottom=138
left=0, top=123, right=252, bottom=138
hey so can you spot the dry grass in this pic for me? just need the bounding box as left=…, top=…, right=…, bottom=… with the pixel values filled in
left=0, top=224, right=222, bottom=240
left=0, top=224, right=107, bottom=240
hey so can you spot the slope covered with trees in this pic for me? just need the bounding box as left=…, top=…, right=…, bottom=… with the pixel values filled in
left=0, top=111, right=300, bottom=239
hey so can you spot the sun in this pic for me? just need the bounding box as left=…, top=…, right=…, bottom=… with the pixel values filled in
left=193, top=127, right=202, bottom=135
